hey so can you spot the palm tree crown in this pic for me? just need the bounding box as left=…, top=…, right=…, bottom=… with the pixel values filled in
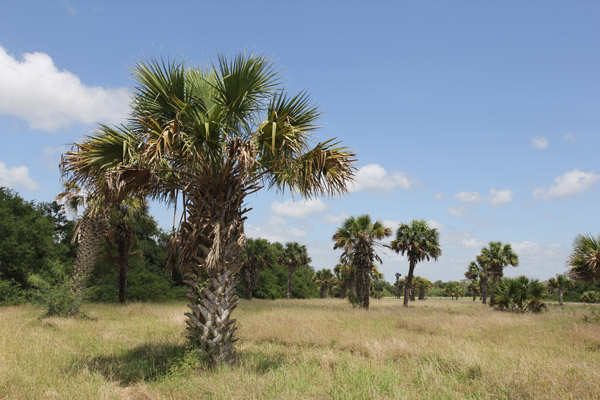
left=568, top=233, right=600, bottom=282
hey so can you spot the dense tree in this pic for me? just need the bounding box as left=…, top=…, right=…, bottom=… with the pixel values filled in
left=477, top=242, right=518, bottom=306
left=391, top=220, right=441, bottom=307
left=567, top=233, right=600, bottom=283
left=61, top=55, right=355, bottom=363
left=332, top=215, right=391, bottom=310
left=547, top=274, right=573, bottom=306
left=241, top=238, right=274, bottom=299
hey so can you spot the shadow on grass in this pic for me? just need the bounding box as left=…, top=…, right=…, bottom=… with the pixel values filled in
left=87, top=342, right=194, bottom=384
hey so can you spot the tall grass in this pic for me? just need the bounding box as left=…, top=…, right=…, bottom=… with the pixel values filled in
left=1, top=299, right=599, bottom=399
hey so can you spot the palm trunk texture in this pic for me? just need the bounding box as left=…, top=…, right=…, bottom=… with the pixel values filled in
left=70, top=209, right=108, bottom=316
left=404, top=261, right=415, bottom=307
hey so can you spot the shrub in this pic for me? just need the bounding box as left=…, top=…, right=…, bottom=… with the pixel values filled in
left=581, top=291, right=600, bottom=303
left=0, top=279, right=27, bottom=305
left=495, top=276, right=547, bottom=313
left=27, top=261, right=75, bottom=317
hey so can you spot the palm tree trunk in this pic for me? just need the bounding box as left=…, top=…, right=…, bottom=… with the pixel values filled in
left=70, top=208, right=108, bottom=316
left=287, top=267, right=295, bottom=299
left=559, top=289, right=564, bottom=306
left=320, top=284, right=327, bottom=298
left=362, top=267, right=370, bottom=310
left=340, top=282, right=347, bottom=298
left=403, top=261, right=415, bottom=307
left=481, top=278, right=488, bottom=305
left=116, top=223, right=131, bottom=305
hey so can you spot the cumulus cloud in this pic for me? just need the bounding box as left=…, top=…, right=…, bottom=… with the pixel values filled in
left=245, top=216, right=308, bottom=243
left=270, top=198, right=328, bottom=218
left=349, top=164, right=412, bottom=193
left=0, top=162, right=38, bottom=190
left=322, top=212, right=350, bottom=225
left=0, top=46, right=130, bottom=131
left=447, top=205, right=468, bottom=216
left=461, top=237, right=485, bottom=248
left=427, top=219, right=444, bottom=231
left=533, top=169, right=600, bottom=200
left=531, top=136, right=548, bottom=149
left=454, top=191, right=482, bottom=203
left=489, top=188, right=513, bottom=206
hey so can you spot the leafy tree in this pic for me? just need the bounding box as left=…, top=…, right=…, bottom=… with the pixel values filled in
left=477, top=242, right=518, bottom=306
left=495, top=276, right=546, bottom=313
left=444, top=281, right=464, bottom=300
left=60, top=55, right=355, bottom=364
left=313, top=268, right=334, bottom=298
left=280, top=242, right=311, bottom=299
left=332, top=215, right=391, bottom=309
left=391, top=220, right=441, bottom=307
left=568, top=233, right=600, bottom=283
left=241, top=238, right=274, bottom=299
left=547, top=274, right=573, bottom=306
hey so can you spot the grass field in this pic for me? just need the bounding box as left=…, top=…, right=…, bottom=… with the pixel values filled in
left=1, top=298, right=599, bottom=399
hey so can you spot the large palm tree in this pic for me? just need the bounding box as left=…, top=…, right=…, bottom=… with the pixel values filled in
left=332, top=215, right=391, bottom=310
left=391, top=220, right=441, bottom=307
left=567, top=233, right=600, bottom=283
left=61, top=55, right=355, bottom=364
left=477, top=242, right=518, bottom=306
left=241, top=238, right=273, bottom=300
left=547, top=274, right=573, bottom=306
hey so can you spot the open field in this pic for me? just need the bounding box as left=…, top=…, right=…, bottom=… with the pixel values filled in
left=1, top=299, right=599, bottom=400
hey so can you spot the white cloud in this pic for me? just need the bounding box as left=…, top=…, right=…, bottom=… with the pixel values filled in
left=564, top=134, right=575, bottom=142
left=349, top=164, right=412, bottom=193
left=0, top=162, right=38, bottom=190
left=322, top=212, right=350, bottom=225
left=507, top=241, right=567, bottom=278
left=245, top=216, right=307, bottom=243
left=427, top=219, right=444, bottom=231
left=454, top=191, right=482, bottom=203
left=461, top=237, right=485, bottom=248
left=531, top=136, right=548, bottom=149
left=0, top=46, right=130, bottom=131
left=270, top=198, right=328, bottom=218
left=489, top=188, right=513, bottom=206
left=533, top=169, right=600, bottom=200
left=433, top=192, right=443, bottom=201
left=447, top=205, right=468, bottom=216
left=40, top=146, right=67, bottom=169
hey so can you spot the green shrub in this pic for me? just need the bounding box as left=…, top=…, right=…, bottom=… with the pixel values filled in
left=581, top=291, right=600, bottom=303
left=27, top=261, right=75, bottom=317
left=495, top=276, right=547, bottom=313
left=0, top=279, right=27, bottom=305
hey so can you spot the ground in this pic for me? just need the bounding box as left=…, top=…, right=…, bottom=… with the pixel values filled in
left=1, top=298, right=599, bottom=399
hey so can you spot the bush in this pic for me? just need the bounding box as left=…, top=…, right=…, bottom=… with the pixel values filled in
left=27, top=262, right=75, bottom=317
left=0, top=279, right=27, bottom=305
left=495, top=276, right=547, bottom=313
left=581, top=291, right=600, bottom=303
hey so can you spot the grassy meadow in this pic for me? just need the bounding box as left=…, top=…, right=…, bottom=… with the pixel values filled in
left=1, top=298, right=599, bottom=399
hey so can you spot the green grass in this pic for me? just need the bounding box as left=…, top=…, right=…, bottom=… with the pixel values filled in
left=1, top=299, right=600, bottom=399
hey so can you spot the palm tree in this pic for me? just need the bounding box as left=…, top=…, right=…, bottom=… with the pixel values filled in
left=241, top=238, right=273, bottom=300
left=280, top=242, right=311, bottom=299
left=391, top=220, right=441, bottom=307
left=495, top=276, right=547, bottom=313
left=413, top=276, right=432, bottom=300
left=313, top=268, right=334, bottom=298
left=547, top=274, right=573, bottom=306
left=394, top=272, right=402, bottom=299
left=465, top=260, right=487, bottom=303
left=334, top=263, right=352, bottom=298
left=477, top=242, right=518, bottom=306
left=568, top=233, right=600, bottom=283
left=332, top=215, right=391, bottom=310
left=61, top=55, right=355, bottom=364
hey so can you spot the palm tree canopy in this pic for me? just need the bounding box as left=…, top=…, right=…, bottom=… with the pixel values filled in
left=61, top=55, right=356, bottom=205
left=332, top=214, right=392, bottom=266
left=568, top=233, right=600, bottom=282
left=547, top=274, right=573, bottom=291
left=390, top=219, right=441, bottom=263
left=476, top=241, right=518, bottom=279
left=281, top=242, right=311, bottom=269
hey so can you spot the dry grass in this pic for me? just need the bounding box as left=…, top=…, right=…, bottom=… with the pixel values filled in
left=1, top=299, right=599, bottom=399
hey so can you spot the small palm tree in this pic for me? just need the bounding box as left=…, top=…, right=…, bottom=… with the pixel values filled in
left=334, top=263, right=352, bottom=298
left=241, top=238, right=274, bottom=300
left=332, top=215, right=391, bottom=310
left=391, top=220, right=441, bottom=307
left=568, top=233, right=600, bottom=283
left=477, top=242, right=518, bottom=306
left=280, top=242, right=311, bottom=300
left=495, top=276, right=546, bottom=313
left=413, top=276, right=432, bottom=300
left=313, top=268, right=334, bottom=298
left=61, top=55, right=355, bottom=364
left=465, top=260, right=488, bottom=303
left=547, top=274, right=573, bottom=306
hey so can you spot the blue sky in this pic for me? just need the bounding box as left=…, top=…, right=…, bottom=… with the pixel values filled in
left=1, top=1, right=599, bottom=282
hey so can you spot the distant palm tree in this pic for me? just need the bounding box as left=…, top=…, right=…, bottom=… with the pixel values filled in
left=61, top=55, right=355, bottom=364
left=477, top=242, right=518, bottom=306
left=334, top=263, right=352, bottom=298
left=394, top=272, right=402, bottom=299
left=465, top=260, right=487, bottom=303
left=413, top=276, right=432, bottom=300
left=568, top=233, right=600, bottom=283
left=241, top=238, right=274, bottom=300
left=313, top=268, right=334, bottom=298
left=391, top=220, right=441, bottom=307
left=547, top=274, right=573, bottom=306
left=333, top=215, right=391, bottom=310
left=280, top=242, right=311, bottom=299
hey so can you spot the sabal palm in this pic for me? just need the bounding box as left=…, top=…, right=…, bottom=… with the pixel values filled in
left=465, top=260, right=488, bottom=304
left=334, top=263, right=352, bottom=298
left=332, top=215, right=391, bottom=310
left=547, top=274, right=573, bottom=306
left=477, top=242, right=518, bottom=306
left=241, top=238, right=273, bottom=300
left=568, top=233, right=600, bottom=283
left=390, top=220, right=441, bottom=307
left=61, top=55, right=355, bottom=363
left=280, top=242, right=311, bottom=300
left=313, top=268, right=334, bottom=298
